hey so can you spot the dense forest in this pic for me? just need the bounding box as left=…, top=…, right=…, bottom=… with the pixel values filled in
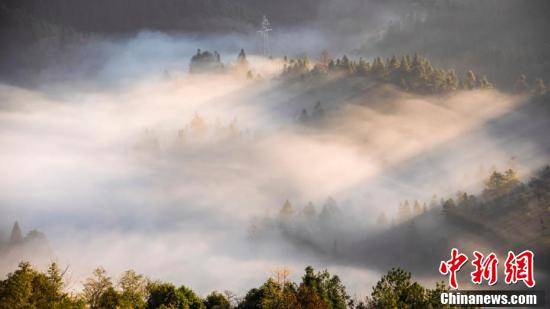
left=252, top=164, right=550, bottom=278
left=365, top=0, right=550, bottom=89
left=0, top=262, right=455, bottom=309
left=282, top=53, right=549, bottom=95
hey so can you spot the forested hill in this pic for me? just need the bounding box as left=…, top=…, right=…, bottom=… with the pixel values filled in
left=259, top=163, right=550, bottom=278
left=354, top=166, right=550, bottom=274
left=365, top=0, right=550, bottom=89
left=0, top=0, right=319, bottom=81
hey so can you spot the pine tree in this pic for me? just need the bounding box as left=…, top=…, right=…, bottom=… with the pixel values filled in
left=237, top=49, right=247, bottom=64
left=479, top=75, right=493, bottom=89
left=430, top=68, right=446, bottom=93
left=236, top=49, right=249, bottom=72
left=410, top=54, right=428, bottom=91
left=340, top=55, right=352, bottom=73
left=464, top=70, right=477, bottom=90
left=280, top=200, right=294, bottom=219
left=397, top=201, right=412, bottom=222
left=388, top=55, right=401, bottom=83
left=388, top=55, right=400, bottom=72
left=328, top=59, right=335, bottom=71
left=445, top=70, right=459, bottom=91
left=9, top=221, right=23, bottom=245
left=371, top=57, right=387, bottom=79
left=302, top=202, right=316, bottom=219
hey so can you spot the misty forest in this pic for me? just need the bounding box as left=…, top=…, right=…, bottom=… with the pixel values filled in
left=1, top=0, right=550, bottom=308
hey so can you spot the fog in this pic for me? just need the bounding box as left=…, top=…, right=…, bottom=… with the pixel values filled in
left=0, top=30, right=548, bottom=297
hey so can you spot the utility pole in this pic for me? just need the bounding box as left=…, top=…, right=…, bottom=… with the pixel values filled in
left=257, top=15, right=272, bottom=56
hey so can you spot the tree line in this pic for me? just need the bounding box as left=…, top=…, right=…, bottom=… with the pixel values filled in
left=0, top=261, right=462, bottom=308
left=366, top=0, right=550, bottom=90
left=282, top=52, right=548, bottom=96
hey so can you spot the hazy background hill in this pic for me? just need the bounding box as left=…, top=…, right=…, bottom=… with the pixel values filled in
left=2, top=0, right=550, bottom=88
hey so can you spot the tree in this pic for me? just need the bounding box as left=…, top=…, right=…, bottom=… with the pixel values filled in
left=397, top=201, right=411, bottom=222
left=0, top=262, right=83, bottom=309
left=410, top=54, right=428, bottom=90
left=387, top=55, right=401, bottom=72
left=83, top=267, right=113, bottom=309
left=178, top=285, right=205, bottom=309
left=9, top=221, right=23, bottom=245
left=319, top=197, right=340, bottom=224
left=97, top=287, right=120, bottom=309
left=190, top=49, right=223, bottom=73
left=237, top=49, right=248, bottom=65
left=479, top=75, right=493, bottom=89
left=340, top=55, right=352, bottom=73
left=146, top=282, right=181, bottom=309
left=297, top=283, right=328, bottom=309
left=366, top=268, right=428, bottom=308
left=235, top=49, right=250, bottom=74
left=445, top=70, right=459, bottom=91
left=204, top=291, right=230, bottom=309
left=237, top=287, right=264, bottom=309
left=302, top=202, right=317, bottom=220
left=0, top=262, right=35, bottom=308
left=399, top=55, right=412, bottom=81
left=441, top=198, right=456, bottom=215
left=261, top=279, right=299, bottom=309
left=118, top=270, right=147, bottom=308
left=371, top=57, right=387, bottom=79
left=299, top=266, right=349, bottom=309
left=464, top=70, right=477, bottom=90
left=34, top=262, right=66, bottom=306
left=387, top=55, right=401, bottom=83
left=237, top=278, right=298, bottom=309
left=280, top=199, right=294, bottom=220
left=482, top=169, right=520, bottom=199
left=430, top=69, right=446, bottom=93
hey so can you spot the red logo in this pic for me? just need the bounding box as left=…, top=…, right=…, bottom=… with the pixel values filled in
left=504, top=250, right=535, bottom=288
left=439, top=249, right=535, bottom=289
left=471, top=251, right=499, bottom=286
left=439, top=248, right=469, bottom=289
